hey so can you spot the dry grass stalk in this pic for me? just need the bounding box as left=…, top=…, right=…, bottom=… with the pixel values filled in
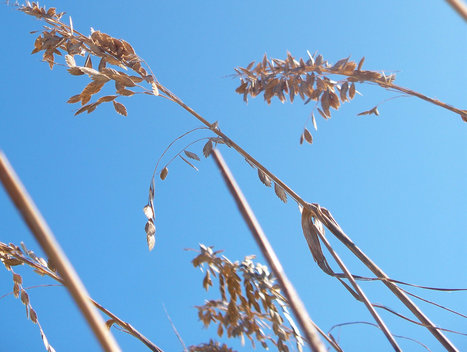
left=445, top=0, right=467, bottom=21
left=0, top=240, right=164, bottom=352
left=0, top=151, right=121, bottom=352
left=211, top=150, right=328, bottom=352
left=15, top=3, right=463, bottom=351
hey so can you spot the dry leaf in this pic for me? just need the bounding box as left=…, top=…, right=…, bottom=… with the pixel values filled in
left=300, top=207, right=334, bottom=275
left=257, top=169, right=271, bottom=187
left=97, top=95, right=117, bottom=103
left=203, top=140, right=213, bottom=157
left=65, top=54, right=75, bottom=67
left=160, top=167, right=168, bottom=180
left=143, top=204, right=154, bottom=219
left=184, top=150, right=200, bottom=161
left=67, top=94, right=81, bottom=104
left=274, top=183, right=287, bottom=203
left=84, top=54, right=92, bottom=68
left=112, top=101, right=127, bottom=116
left=311, top=113, right=318, bottom=131
left=105, top=319, right=116, bottom=330
left=179, top=155, right=199, bottom=171
left=303, top=128, right=313, bottom=144
left=357, top=56, right=365, bottom=71
left=151, top=81, right=159, bottom=96
left=349, top=83, right=356, bottom=99
left=147, top=233, right=155, bottom=251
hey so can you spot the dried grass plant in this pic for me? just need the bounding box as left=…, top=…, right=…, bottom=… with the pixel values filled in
left=1, top=2, right=466, bottom=352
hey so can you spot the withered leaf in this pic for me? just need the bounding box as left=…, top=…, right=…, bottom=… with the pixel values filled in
left=317, top=108, right=327, bottom=119
left=67, top=94, right=81, bottom=104
left=97, top=95, right=118, bottom=103
left=65, top=54, right=75, bottom=67
left=20, top=289, right=29, bottom=306
left=80, top=94, right=91, bottom=106
left=67, top=66, right=84, bottom=76
left=81, top=81, right=106, bottom=97
left=13, top=273, right=22, bottom=285
left=203, top=140, right=213, bottom=157
left=257, top=169, right=271, bottom=187
left=274, top=183, right=287, bottom=203
left=151, top=82, right=159, bottom=96
left=340, top=82, right=349, bottom=102
left=143, top=204, right=154, bottom=219
left=180, top=155, right=199, bottom=171
left=357, top=106, right=380, bottom=116
left=301, top=207, right=334, bottom=275
left=357, top=56, right=365, bottom=71
left=145, top=219, right=156, bottom=236
left=112, top=101, right=127, bottom=116
left=303, top=128, right=313, bottom=144
left=312, top=113, right=318, bottom=131
left=98, top=57, right=107, bottom=72
left=84, top=55, right=92, bottom=69
left=105, top=319, right=116, bottom=330
left=147, top=233, right=155, bottom=251
left=75, top=104, right=92, bottom=116
left=29, top=308, right=38, bottom=324
left=160, top=167, right=168, bottom=180
left=349, top=83, right=356, bottom=99
left=184, top=150, right=200, bottom=161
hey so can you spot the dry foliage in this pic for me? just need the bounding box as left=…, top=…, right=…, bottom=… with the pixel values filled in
left=191, top=245, right=303, bottom=352
left=7, top=2, right=466, bottom=352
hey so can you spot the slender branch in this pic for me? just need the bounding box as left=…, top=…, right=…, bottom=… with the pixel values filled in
left=0, top=151, right=121, bottom=352
left=445, top=0, right=467, bottom=21
left=211, top=149, right=327, bottom=352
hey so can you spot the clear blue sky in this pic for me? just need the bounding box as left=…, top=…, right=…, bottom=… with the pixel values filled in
left=0, top=1, right=466, bottom=351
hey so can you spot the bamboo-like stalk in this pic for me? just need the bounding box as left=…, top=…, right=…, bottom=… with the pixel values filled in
left=212, top=149, right=328, bottom=352
left=445, top=0, right=467, bottom=21
left=0, top=151, right=121, bottom=352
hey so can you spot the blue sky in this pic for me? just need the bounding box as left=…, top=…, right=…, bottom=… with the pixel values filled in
left=0, top=1, right=466, bottom=351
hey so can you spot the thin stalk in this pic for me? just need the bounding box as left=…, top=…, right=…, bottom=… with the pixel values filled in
left=0, top=151, right=121, bottom=352
left=445, top=0, right=467, bottom=21
left=314, top=226, right=401, bottom=351
left=0, top=241, right=164, bottom=352
left=211, top=149, right=327, bottom=352
left=154, top=84, right=459, bottom=351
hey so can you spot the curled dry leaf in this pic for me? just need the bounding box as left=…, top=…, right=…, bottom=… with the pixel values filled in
left=274, top=183, right=287, bottom=203
left=257, top=169, right=271, bottom=187
left=160, top=167, right=168, bottom=180
left=143, top=204, right=154, bottom=219
left=105, top=319, right=117, bottom=330
left=300, top=207, right=334, bottom=275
